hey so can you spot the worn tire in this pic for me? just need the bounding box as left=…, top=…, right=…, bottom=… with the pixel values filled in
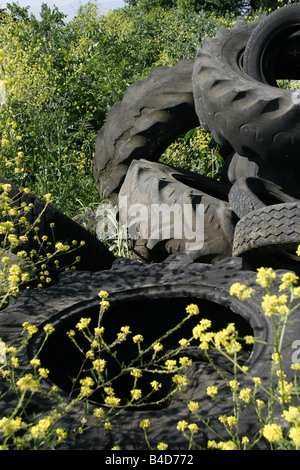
left=232, top=202, right=300, bottom=258
left=92, top=60, right=199, bottom=203
left=228, top=176, right=299, bottom=219
left=118, top=159, right=234, bottom=263
left=1, top=255, right=298, bottom=450
left=192, top=15, right=300, bottom=170
left=0, top=178, right=115, bottom=274
left=244, top=4, right=300, bottom=86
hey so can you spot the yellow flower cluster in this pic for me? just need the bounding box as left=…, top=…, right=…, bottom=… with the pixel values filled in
left=229, top=282, right=254, bottom=300
left=29, top=417, right=54, bottom=439
left=185, top=303, right=199, bottom=316
left=193, top=318, right=242, bottom=355
left=104, top=386, right=121, bottom=408
left=176, top=420, right=199, bottom=434
left=256, top=267, right=277, bottom=288
left=207, top=439, right=237, bottom=450
left=160, top=126, right=223, bottom=178
left=79, top=376, right=94, bottom=397
left=261, top=294, right=289, bottom=317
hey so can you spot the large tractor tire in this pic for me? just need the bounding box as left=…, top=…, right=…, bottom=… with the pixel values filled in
left=192, top=14, right=300, bottom=176
left=244, top=3, right=300, bottom=86
left=1, top=255, right=298, bottom=449
left=92, top=60, right=199, bottom=203
left=118, top=159, right=234, bottom=263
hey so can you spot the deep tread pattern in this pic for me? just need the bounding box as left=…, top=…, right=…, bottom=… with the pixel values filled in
left=192, top=16, right=300, bottom=168
left=119, top=159, right=235, bottom=262
left=92, top=60, right=199, bottom=202
left=2, top=255, right=299, bottom=449
left=232, top=202, right=300, bottom=256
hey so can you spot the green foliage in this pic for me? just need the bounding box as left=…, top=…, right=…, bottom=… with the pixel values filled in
left=0, top=1, right=238, bottom=217
left=245, top=0, right=298, bottom=13
left=0, top=1, right=291, bottom=218
left=160, top=128, right=224, bottom=179
left=125, top=0, right=245, bottom=14
left=125, top=0, right=299, bottom=15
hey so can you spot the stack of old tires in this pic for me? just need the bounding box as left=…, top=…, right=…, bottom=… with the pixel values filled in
left=1, top=5, right=300, bottom=451
left=93, top=4, right=300, bottom=271
left=192, top=4, right=300, bottom=270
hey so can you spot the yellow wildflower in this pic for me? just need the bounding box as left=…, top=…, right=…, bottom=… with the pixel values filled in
left=188, top=423, right=199, bottom=433
left=188, top=401, right=199, bottom=413
left=153, top=342, right=163, bottom=352
left=256, top=267, right=276, bottom=288
left=261, top=423, right=283, bottom=443
left=177, top=420, right=188, bottom=432
left=165, top=359, right=177, bottom=370
left=44, top=323, right=55, bottom=334
left=133, top=334, right=144, bottom=343
left=130, top=369, right=142, bottom=378
left=282, top=406, right=300, bottom=425
left=76, top=317, right=91, bottom=330
left=279, top=272, right=299, bottom=291
left=289, top=426, right=300, bottom=448
left=179, top=356, right=192, bottom=367
left=139, top=419, right=150, bottom=430
left=229, top=282, right=254, bottom=300
left=98, top=290, right=109, bottom=298
left=207, top=385, right=218, bottom=399
left=172, top=374, right=189, bottom=387
left=30, top=417, right=53, bottom=439
left=38, top=368, right=49, bottom=378
left=185, top=303, right=199, bottom=315
left=261, top=294, right=289, bottom=317
left=239, top=388, right=252, bottom=404
left=150, top=380, right=162, bottom=391
left=92, top=359, right=106, bottom=374
left=16, top=374, right=39, bottom=392
left=157, top=442, right=168, bottom=450
left=105, top=396, right=121, bottom=408
left=130, top=389, right=142, bottom=401
left=93, top=408, right=104, bottom=418
left=56, top=428, right=67, bottom=441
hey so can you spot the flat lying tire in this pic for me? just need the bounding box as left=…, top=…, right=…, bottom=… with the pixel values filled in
left=232, top=202, right=300, bottom=257
left=228, top=176, right=299, bottom=219
left=1, top=255, right=298, bottom=449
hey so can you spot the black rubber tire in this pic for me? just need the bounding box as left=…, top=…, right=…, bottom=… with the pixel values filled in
left=92, top=60, right=199, bottom=203
left=1, top=255, right=297, bottom=450
left=192, top=15, right=300, bottom=170
left=0, top=178, right=115, bottom=274
left=228, top=176, right=299, bottom=219
left=244, top=4, right=300, bottom=86
left=232, top=202, right=300, bottom=257
left=220, top=152, right=300, bottom=200
left=119, top=159, right=235, bottom=263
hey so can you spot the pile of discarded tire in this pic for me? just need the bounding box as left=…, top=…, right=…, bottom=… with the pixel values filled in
left=94, top=4, right=300, bottom=272
left=1, top=4, right=300, bottom=450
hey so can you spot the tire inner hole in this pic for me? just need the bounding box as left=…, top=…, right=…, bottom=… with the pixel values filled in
left=38, top=297, right=253, bottom=409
